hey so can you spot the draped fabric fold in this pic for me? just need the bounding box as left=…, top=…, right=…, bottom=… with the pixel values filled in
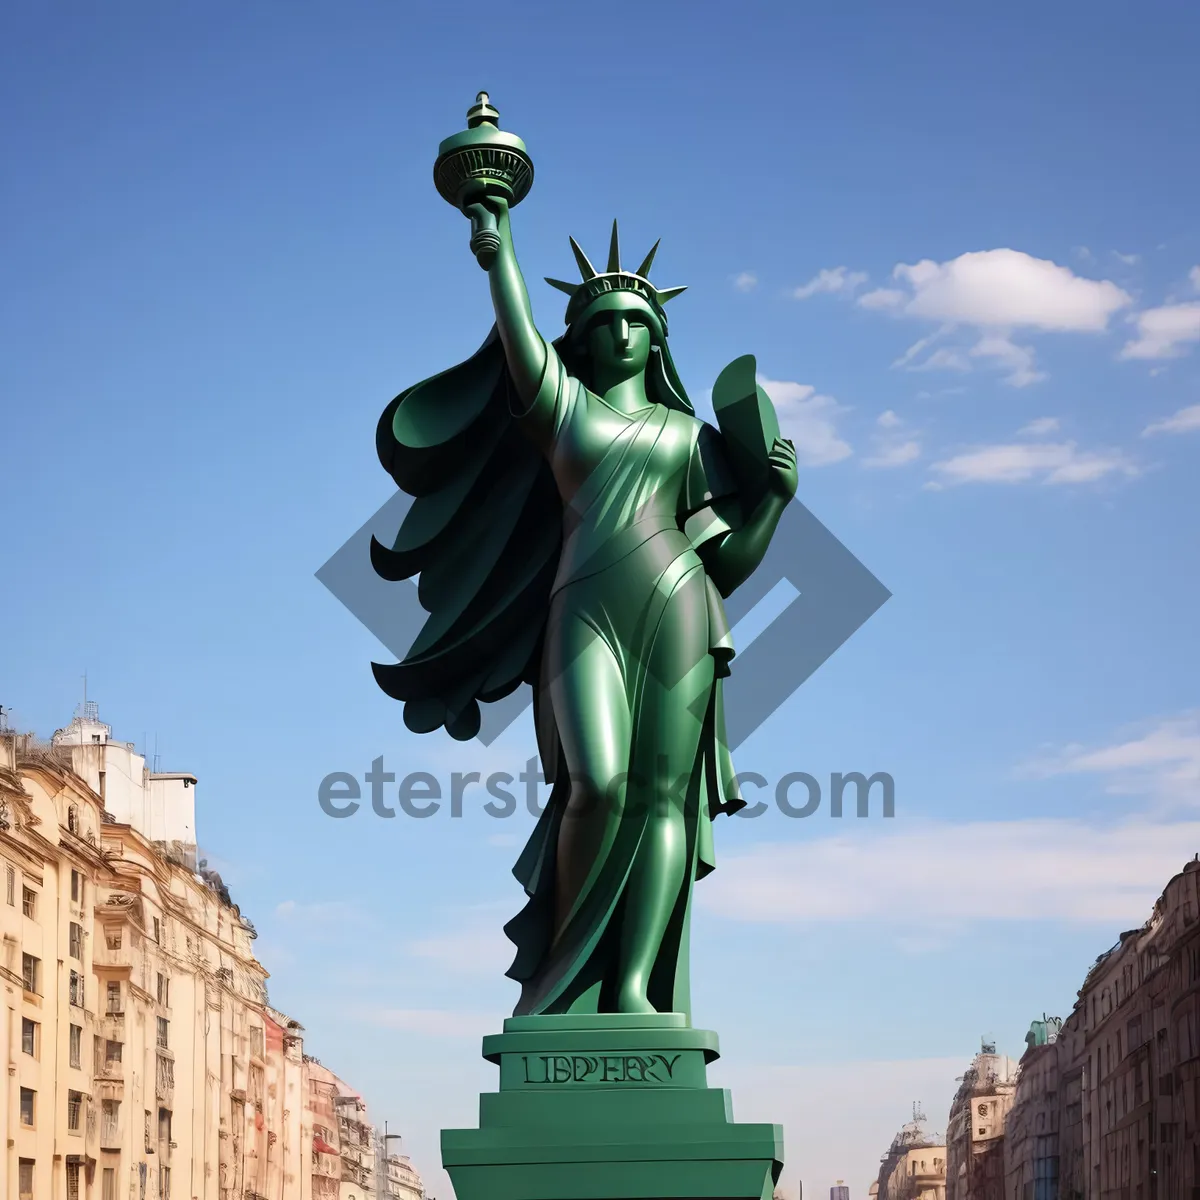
left=373, top=328, right=749, bottom=1015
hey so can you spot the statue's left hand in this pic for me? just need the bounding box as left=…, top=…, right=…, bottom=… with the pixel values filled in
left=766, top=436, right=798, bottom=501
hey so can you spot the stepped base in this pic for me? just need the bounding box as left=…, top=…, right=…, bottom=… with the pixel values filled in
left=441, top=1014, right=784, bottom=1200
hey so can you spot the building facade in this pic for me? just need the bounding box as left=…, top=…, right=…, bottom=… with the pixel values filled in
left=2, top=707, right=424, bottom=1200
left=946, top=1042, right=1020, bottom=1200
left=1004, top=1019, right=1063, bottom=1200
left=374, top=1136, right=424, bottom=1200
left=1047, top=859, right=1200, bottom=1200
left=877, top=1110, right=948, bottom=1200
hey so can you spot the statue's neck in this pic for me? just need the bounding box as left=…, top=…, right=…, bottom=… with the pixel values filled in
left=593, top=373, right=651, bottom=414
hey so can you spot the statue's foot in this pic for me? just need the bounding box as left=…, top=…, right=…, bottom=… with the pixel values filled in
left=615, top=986, right=656, bottom=1014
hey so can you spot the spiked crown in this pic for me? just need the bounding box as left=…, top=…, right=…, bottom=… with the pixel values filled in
left=546, top=221, right=687, bottom=332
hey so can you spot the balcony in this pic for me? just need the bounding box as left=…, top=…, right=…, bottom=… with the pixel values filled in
left=94, top=1059, right=124, bottom=1083
left=96, top=949, right=136, bottom=979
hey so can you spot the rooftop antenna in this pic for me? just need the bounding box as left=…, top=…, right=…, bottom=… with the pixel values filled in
left=153, top=733, right=160, bottom=773
left=912, top=1101, right=926, bottom=1124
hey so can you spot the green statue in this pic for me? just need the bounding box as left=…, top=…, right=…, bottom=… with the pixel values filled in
left=372, top=93, right=798, bottom=1021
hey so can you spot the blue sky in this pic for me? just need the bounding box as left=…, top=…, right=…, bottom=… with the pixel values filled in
left=3, top=3, right=1199, bottom=1197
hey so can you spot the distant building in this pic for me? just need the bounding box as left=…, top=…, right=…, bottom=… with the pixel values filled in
left=376, top=1131, right=425, bottom=1200
left=946, top=1042, right=1020, bottom=1200
left=877, top=1107, right=947, bottom=1200
left=832, top=1180, right=851, bottom=1200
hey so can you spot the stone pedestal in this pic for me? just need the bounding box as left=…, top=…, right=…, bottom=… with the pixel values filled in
left=441, top=1013, right=783, bottom=1200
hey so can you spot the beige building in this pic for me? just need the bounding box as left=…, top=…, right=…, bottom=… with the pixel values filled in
left=877, top=1108, right=947, bottom=1200
left=375, top=1139, right=424, bottom=1200
left=2, top=706, right=424, bottom=1200
left=2, top=727, right=110, bottom=1200
left=946, top=1042, right=1019, bottom=1200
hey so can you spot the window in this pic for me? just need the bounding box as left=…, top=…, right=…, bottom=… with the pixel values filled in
left=21, top=952, right=39, bottom=994
left=71, top=868, right=81, bottom=902
left=157, top=971, right=170, bottom=1006
left=159, top=1106, right=173, bottom=1144
left=19, top=1160, right=35, bottom=1200
left=69, top=968, right=85, bottom=1007
left=157, top=1054, right=174, bottom=1092
left=153, top=915, right=161, bottom=943
left=21, top=1017, right=37, bottom=1057
left=101, top=1098, right=120, bottom=1143
left=159, top=1165, right=171, bottom=1200
left=106, top=980, right=122, bottom=1014
left=5, top=863, right=14, bottom=905
left=70, top=920, right=83, bottom=958
left=22, top=886, right=35, bottom=918
left=102, top=1167, right=116, bottom=1200
left=157, top=1016, right=170, bottom=1049
left=70, top=1023, right=82, bottom=1068
left=20, top=1086, right=35, bottom=1125
left=106, top=1039, right=123, bottom=1065
left=105, top=930, right=122, bottom=950
left=68, top=1089, right=83, bottom=1131
left=66, top=1162, right=81, bottom=1200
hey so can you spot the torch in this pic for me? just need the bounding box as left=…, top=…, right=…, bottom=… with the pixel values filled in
left=434, top=92, right=533, bottom=270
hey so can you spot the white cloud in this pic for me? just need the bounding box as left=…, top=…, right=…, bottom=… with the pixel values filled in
left=1113, top=251, right=1141, bottom=266
left=969, top=333, right=1046, bottom=387
left=919, top=347, right=972, bottom=372
left=759, top=376, right=852, bottom=466
left=1019, top=417, right=1060, bottom=436
left=792, top=265, right=868, bottom=300
left=863, top=440, right=921, bottom=468
left=1120, top=302, right=1200, bottom=360
left=699, top=818, right=1199, bottom=925
left=862, top=410, right=920, bottom=469
left=733, top=271, right=758, bottom=293
left=859, top=287, right=907, bottom=311
left=862, top=250, right=1131, bottom=383
left=1023, top=712, right=1200, bottom=809
left=1143, top=404, right=1200, bottom=437
left=1191, top=265, right=1200, bottom=290
left=863, top=249, right=1131, bottom=332
left=929, top=440, right=1138, bottom=487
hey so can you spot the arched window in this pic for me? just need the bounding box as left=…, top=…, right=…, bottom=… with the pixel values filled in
left=68, top=805, right=80, bottom=835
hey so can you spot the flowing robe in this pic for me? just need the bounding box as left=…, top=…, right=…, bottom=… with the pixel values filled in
left=372, top=329, right=747, bottom=1018
left=502, top=346, right=747, bottom=1016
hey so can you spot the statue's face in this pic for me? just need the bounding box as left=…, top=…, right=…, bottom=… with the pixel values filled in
left=585, top=312, right=652, bottom=380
